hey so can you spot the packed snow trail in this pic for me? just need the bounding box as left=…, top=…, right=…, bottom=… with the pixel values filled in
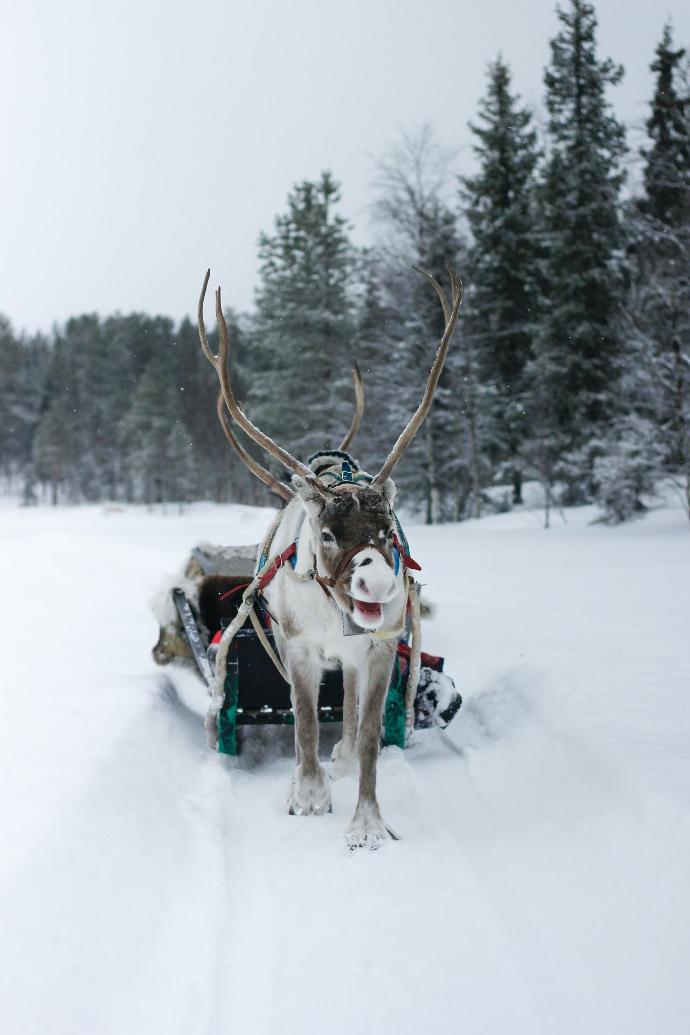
left=1, top=499, right=689, bottom=1034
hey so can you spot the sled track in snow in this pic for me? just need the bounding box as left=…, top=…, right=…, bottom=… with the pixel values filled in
left=147, top=666, right=690, bottom=1035
left=6, top=663, right=690, bottom=1035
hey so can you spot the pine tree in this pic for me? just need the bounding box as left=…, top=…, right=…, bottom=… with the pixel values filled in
left=33, top=398, right=77, bottom=505
left=629, top=23, right=690, bottom=522
left=526, top=0, right=627, bottom=500
left=119, top=355, right=180, bottom=505
left=60, top=314, right=113, bottom=501
left=460, top=57, right=541, bottom=504
left=173, top=315, right=238, bottom=503
left=166, top=419, right=197, bottom=511
left=0, top=319, right=49, bottom=491
left=642, top=24, right=690, bottom=226
left=350, top=250, right=399, bottom=473
left=33, top=328, right=85, bottom=502
left=591, top=413, right=665, bottom=522
left=248, top=172, right=357, bottom=466
left=0, top=317, right=25, bottom=484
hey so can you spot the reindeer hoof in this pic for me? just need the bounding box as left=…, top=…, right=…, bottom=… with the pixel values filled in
left=287, top=765, right=332, bottom=817
left=330, top=739, right=357, bottom=780
left=345, top=803, right=393, bottom=851
left=346, top=831, right=385, bottom=852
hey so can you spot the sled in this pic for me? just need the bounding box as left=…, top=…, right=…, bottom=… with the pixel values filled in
left=152, top=543, right=462, bottom=755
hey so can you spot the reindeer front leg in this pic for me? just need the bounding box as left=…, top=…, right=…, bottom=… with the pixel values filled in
left=346, top=640, right=396, bottom=849
left=331, top=666, right=358, bottom=778
left=287, top=645, right=332, bottom=817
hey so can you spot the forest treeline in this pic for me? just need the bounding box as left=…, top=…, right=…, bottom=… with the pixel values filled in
left=1, top=1, right=689, bottom=525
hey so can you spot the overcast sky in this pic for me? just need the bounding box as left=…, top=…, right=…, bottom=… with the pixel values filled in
left=2, top=0, right=688, bottom=334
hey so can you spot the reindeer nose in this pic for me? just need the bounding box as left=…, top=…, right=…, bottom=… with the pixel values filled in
left=355, top=576, right=369, bottom=595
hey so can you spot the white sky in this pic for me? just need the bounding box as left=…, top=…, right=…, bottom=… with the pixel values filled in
left=1, top=0, right=688, bottom=334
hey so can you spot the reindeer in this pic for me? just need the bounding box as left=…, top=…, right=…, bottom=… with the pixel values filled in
left=197, top=266, right=462, bottom=847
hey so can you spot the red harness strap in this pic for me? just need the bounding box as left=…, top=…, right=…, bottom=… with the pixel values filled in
left=256, top=535, right=419, bottom=595
left=218, top=581, right=250, bottom=602
left=257, top=542, right=297, bottom=592
left=393, top=533, right=422, bottom=572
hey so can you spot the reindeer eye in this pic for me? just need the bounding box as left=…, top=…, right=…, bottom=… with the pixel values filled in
left=386, top=527, right=395, bottom=540
left=321, top=529, right=335, bottom=544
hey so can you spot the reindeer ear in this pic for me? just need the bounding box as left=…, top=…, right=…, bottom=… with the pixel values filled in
left=378, top=477, right=396, bottom=507
left=292, top=473, right=329, bottom=509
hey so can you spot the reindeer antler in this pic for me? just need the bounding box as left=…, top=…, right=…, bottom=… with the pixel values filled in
left=215, top=392, right=293, bottom=502
left=371, top=265, right=463, bottom=485
left=215, top=365, right=363, bottom=500
left=338, top=360, right=365, bottom=452
left=198, top=270, right=314, bottom=482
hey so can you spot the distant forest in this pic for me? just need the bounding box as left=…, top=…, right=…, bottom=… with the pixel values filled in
left=1, top=1, right=688, bottom=525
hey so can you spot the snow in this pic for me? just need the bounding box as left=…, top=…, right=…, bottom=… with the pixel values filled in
left=1, top=498, right=689, bottom=1034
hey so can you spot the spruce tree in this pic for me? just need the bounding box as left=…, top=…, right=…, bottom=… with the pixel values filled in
left=629, top=23, right=690, bottom=521
left=248, top=172, right=357, bottom=465
left=33, top=328, right=84, bottom=502
left=0, top=319, right=48, bottom=490
left=526, top=0, right=627, bottom=499
left=460, top=57, right=541, bottom=504
left=33, top=398, right=76, bottom=505
left=61, top=314, right=113, bottom=501
left=119, top=355, right=181, bottom=505
left=350, top=250, right=399, bottom=473
left=403, top=204, right=467, bottom=522
left=642, top=24, right=690, bottom=226
left=166, top=419, right=197, bottom=511
left=173, top=315, right=241, bottom=503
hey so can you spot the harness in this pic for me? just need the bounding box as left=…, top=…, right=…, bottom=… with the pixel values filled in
left=204, top=458, right=424, bottom=741
left=255, top=455, right=420, bottom=591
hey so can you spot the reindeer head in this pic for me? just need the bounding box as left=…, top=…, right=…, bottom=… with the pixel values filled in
left=293, top=474, right=398, bottom=630
left=197, top=263, right=463, bottom=629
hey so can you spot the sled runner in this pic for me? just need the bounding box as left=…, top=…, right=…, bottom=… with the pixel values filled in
left=152, top=542, right=462, bottom=756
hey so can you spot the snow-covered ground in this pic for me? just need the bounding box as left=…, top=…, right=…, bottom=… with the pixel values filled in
left=1, top=497, right=689, bottom=1035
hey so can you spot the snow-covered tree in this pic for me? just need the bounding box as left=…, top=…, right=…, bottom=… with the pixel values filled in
left=0, top=318, right=48, bottom=491
left=166, top=419, right=197, bottom=512
left=642, top=23, right=690, bottom=226
left=33, top=398, right=77, bottom=505
left=460, top=57, right=541, bottom=503
left=248, top=172, right=357, bottom=466
left=371, top=127, right=470, bottom=522
left=591, top=414, right=665, bottom=523
left=350, top=250, right=400, bottom=473
left=628, top=23, right=690, bottom=523
left=119, top=355, right=180, bottom=505
left=172, top=314, right=249, bottom=504
left=526, top=0, right=627, bottom=500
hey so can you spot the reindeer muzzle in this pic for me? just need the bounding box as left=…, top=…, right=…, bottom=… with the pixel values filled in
left=316, top=542, right=395, bottom=590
